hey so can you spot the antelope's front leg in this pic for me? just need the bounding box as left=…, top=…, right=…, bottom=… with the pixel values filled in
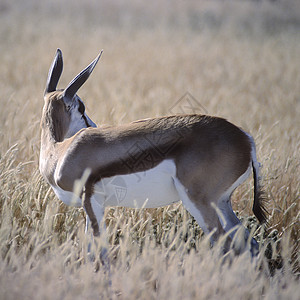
left=82, top=185, right=100, bottom=237
left=84, top=196, right=110, bottom=274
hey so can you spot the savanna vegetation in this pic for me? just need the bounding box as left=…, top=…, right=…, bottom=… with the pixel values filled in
left=0, top=0, right=299, bottom=299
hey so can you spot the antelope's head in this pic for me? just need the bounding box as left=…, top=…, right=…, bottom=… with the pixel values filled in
left=42, top=49, right=102, bottom=142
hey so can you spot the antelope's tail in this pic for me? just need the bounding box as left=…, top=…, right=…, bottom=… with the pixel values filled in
left=250, top=138, right=268, bottom=224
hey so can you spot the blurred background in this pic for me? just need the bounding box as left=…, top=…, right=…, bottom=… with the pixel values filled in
left=0, top=1, right=299, bottom=297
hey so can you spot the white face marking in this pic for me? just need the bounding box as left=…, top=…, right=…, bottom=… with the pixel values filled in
left=64, top=96, right=96, bottom=139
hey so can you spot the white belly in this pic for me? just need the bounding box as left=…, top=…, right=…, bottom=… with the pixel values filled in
left=93, top=159, right=180, bottom=208
left=51, top=160, right=181, bottom=209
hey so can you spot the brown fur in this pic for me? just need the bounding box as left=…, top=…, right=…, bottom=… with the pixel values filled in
left=54, top=115, right=251, bottom=194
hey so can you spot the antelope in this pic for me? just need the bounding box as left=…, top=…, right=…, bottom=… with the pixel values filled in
left=40, top=49, right=267, bottom=258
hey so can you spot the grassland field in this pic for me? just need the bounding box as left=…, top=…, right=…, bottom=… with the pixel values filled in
left=0, top=0, right=299, bottom=299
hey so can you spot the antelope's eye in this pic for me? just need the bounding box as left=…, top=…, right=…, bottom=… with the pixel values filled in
left=78, top=101, right=85, bottom=115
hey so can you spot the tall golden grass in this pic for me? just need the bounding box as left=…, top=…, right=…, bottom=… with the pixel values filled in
left=0, top=0, right=299, bottom=299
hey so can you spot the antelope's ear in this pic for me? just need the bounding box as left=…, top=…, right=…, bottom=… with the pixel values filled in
left=63, top=50, right=103, bottom=101
left=45, top=49, right=63, bottom=95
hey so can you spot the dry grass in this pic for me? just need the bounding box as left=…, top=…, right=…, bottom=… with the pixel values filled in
left=0, top=0, right=299, bottom=299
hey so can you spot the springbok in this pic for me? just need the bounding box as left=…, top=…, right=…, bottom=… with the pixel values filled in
left=40, top=49, right=267, bottom=257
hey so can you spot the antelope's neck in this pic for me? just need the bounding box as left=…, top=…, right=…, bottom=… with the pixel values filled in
left=39, top=129, right=60, bottom=186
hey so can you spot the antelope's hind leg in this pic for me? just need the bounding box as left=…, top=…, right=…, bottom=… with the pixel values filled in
left=173, top=178, right=230, bottom=252
left=217, top=195, right=259, bottom=257
left=216, top=164, right=260, bottom=257
left=173, top=176, right=258, bottom=255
